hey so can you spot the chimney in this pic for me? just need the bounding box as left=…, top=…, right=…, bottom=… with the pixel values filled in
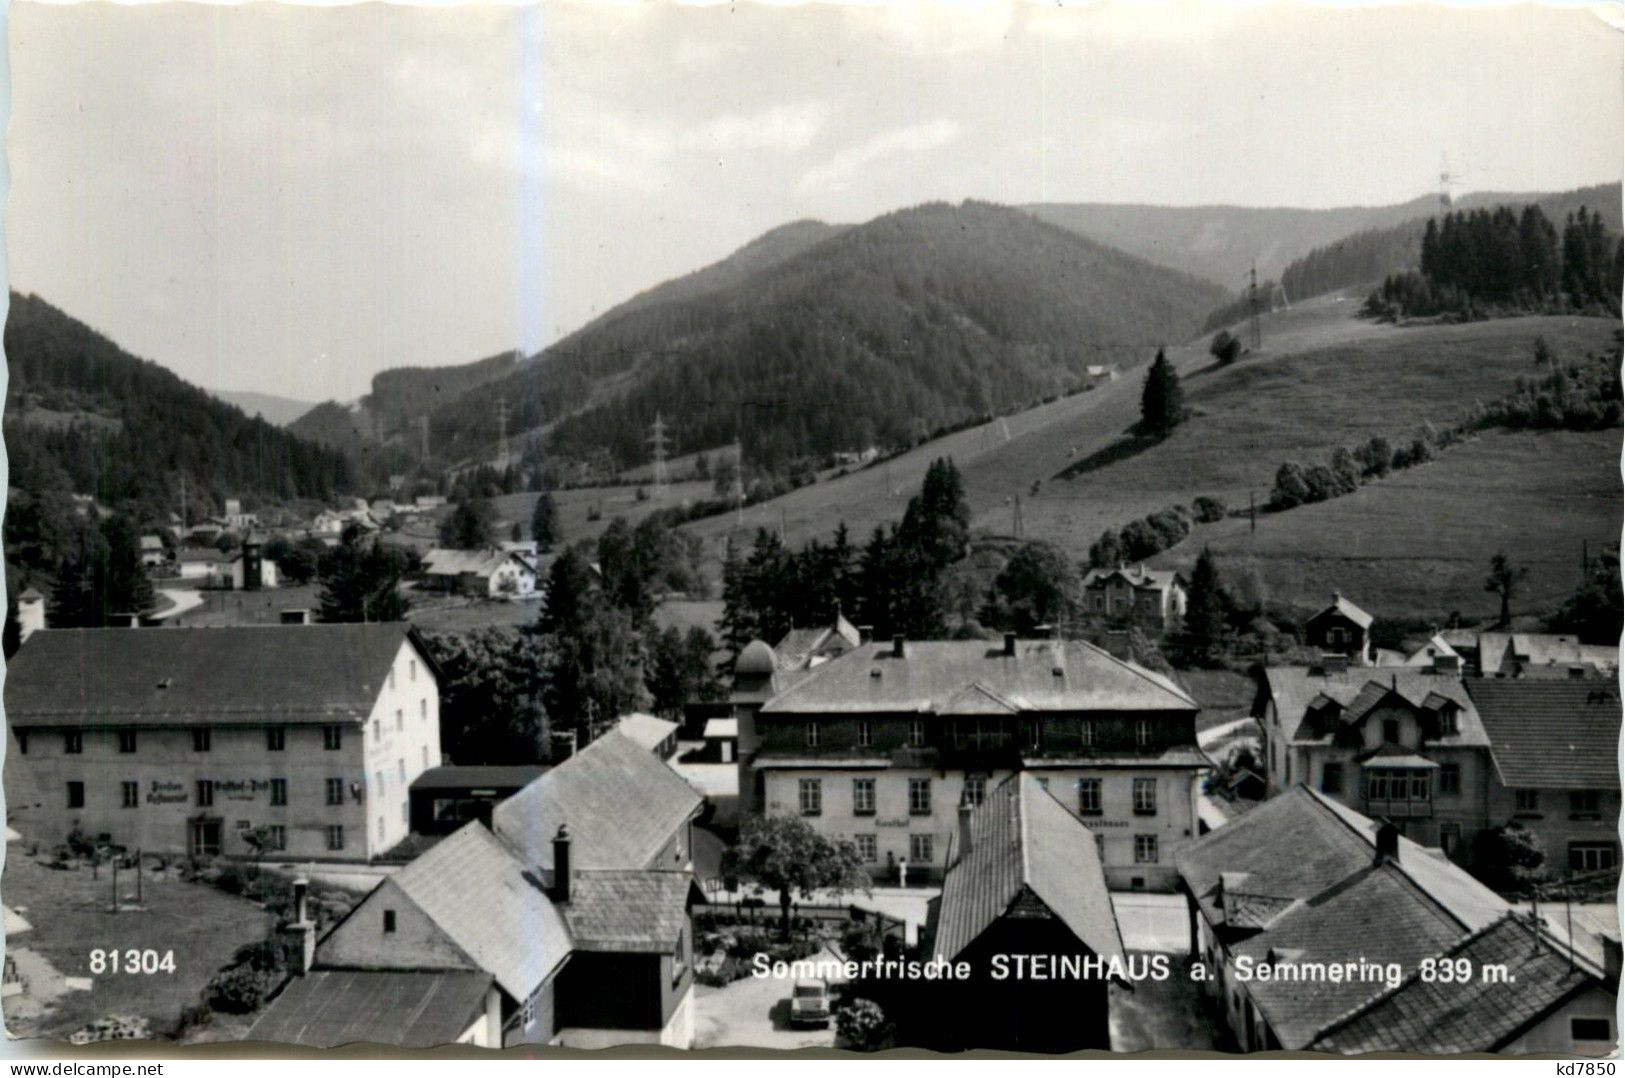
left=1433, top=654, right=1461, bottom=675
left=280, top=609, right=312, bottom=625
left=892, top=635, right=905, bottom=659
left=857, top=625, right=873, bottom=645
left=551, top=824, right=572, bottom=904
left=1003, top=632, right=1017, bottom=657
left=283, top=877, right=316, bottom=975
left=956, top=800, right=974, bottom=865
left=1374, top=821, right=1399, bottom=865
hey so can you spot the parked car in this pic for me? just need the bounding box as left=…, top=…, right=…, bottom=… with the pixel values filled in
left=790, top=978, right=831, bottom=1028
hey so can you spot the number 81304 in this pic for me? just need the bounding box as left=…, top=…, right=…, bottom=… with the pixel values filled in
left=89, top=948, right=176, bottom=975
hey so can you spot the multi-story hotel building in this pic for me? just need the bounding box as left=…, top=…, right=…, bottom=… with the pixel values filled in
left=733, top=632, right=1209, bottom=890
left=4, top=621, right=441, bottom=861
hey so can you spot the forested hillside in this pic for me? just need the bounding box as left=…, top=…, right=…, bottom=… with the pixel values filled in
left=5, top=291, right=353, bottom=512
left=441, top=201, right=1229, bottom=475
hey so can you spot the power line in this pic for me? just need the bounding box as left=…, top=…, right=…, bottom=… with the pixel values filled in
left=647, top=412, right=671, bottom=497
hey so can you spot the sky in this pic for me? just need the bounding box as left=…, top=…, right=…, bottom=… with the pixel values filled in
left=8, top=1, right=1622, bottom=402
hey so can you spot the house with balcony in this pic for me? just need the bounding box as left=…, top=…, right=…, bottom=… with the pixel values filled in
left=1253, top=656, right=1490, bottom=857
left=736, top=632, right=1209, bottom=891
left=1080, top=564, right=1188, bottom=630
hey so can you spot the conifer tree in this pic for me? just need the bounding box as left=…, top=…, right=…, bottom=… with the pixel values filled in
left=1140, top=349, right=1184, bottom=436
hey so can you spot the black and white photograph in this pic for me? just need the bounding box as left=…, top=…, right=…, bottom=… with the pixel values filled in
left=0, top=0, right=1621, bottom=1061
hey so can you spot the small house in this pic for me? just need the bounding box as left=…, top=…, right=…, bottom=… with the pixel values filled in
left=1305, top=592, right=1375, bottom=666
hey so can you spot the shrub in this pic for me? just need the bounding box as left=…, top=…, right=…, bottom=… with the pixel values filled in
left=837, top=998, right=893, bottom=1052
left=1302, top=464, right=1339, bottom=504
left=206, top=966, right=276, bottom=1014
left=1270, top=461, right=1311, bottom=509
left=1191, top=496, right=1228, bottom=523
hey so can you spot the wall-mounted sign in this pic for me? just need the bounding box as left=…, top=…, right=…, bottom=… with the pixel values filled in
left=147, top=780, right=187, bottom=805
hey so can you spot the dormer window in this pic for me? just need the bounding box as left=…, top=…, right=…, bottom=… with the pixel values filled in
left=1382, top=719, right=1400, bottom=745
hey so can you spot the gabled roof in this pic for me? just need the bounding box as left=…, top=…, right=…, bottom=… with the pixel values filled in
left=562, top=871, right=700, bottom=952
left=5, top=624, right=422, bottom=726
left=1310, top=593, right=1374, bottom=630
left=616, top=712, right=679, bottom=751
left=1467, top=678, right=1621, bottom=789
left=493, top=730, right=702, bottom=874
left=1403, top=635, right=1461, bottom=666
left=246, top=970, right=493, bottom=1048
left=760, top=639, right=1196, bottom=715
left=774, top=615, right=862, bottom=672
left=933, top=774, right=1124, bottom=964
left=1259, top=667, right=1487, bottom=746
left=1311, top=914, right=1606, bottom=1054
left=421, top=548, right=530, bottom=578
left=1080, top=564, right=1184, bottom=592
left=386, top=823, right=571, bottom=1001
left=940, top=681, right=1022, bottom=715
left=1478, top=632, right=1618, bottom=674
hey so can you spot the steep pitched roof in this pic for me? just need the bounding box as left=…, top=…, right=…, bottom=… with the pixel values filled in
left=5, top=624, right=420, bottom=726
left=616, top=712, right=679, bottom=752
left=1467, top=678, right=1621, bottom=789
left=247, top=970, right=494, bottom=1048
left=562, top=871, right=699, bottom=952
left=493, top=730, right=701, bottom=874
left=933, top=774, right=1123, bottom=964
left=773, top=615, right=862, bottom=671
left=1311, top=914, right=1606, bottom=1054
left=1310, top=593, right=1374, bottom=630
left=761, top=639, right=1196, bottom=715
left=1260, top=667, right=1487, bottom=746
left=1080, top=565, right=1184, bottom=592
left=387, top=823, right=571, bottom=1001
left=1403, top=634, right=1461, bottom=666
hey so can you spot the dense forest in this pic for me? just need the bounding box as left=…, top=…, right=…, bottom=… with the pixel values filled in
left=469, top=201, right=1228, bottom=475
left=5, top=292, right=353, bottom=514
left=1367, top=204, right=1623, bottom=319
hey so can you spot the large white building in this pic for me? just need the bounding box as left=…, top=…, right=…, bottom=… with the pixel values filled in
left=733, top=632, right=1210, bottom=890
left=4, top=622, right=441, bottom=861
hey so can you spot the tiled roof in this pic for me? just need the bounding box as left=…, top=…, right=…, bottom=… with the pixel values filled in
left=1311, top=594, right=1374, bottom=629
left=562, top=871, right=698, bottom=952
left=1467, top=678, right=1621, bottom=789
left=493, top=730, right=701, bottom=874
left=760, top=639, right=1197, bottom=715
left=5, top=624, right=419, bottom=725
left=1311, top=915, right=1602, bottom=1054
left=773, top=616, right=861, bottom=672
left=388, top=823, right=571, bottom=1000
left=1230, top=863, right=1470, bottom=1049
left=933, top=774, right=1124, bottom=964
left=1260, top=667, right=1487, bottom=747
left=247, top=970, right=493, bottom=1048
left=409, top=765, right=549, bottom=792
left=617, top=712, right=679, bottom=751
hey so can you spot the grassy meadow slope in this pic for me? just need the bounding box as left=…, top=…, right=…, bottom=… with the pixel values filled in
left=680, top=289, right=1620, bottom=620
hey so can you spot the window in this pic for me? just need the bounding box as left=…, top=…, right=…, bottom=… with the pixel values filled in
left=798, top=778, right=822, bottom=817
left=64, top=729, right=83, bottom=754
left=854, top=834, right=878, bottom=863
left=193, top=727, right=211, bottom=753
left=1135, top=719, right=1153, bottom=747
left=805, top=722, right=820, bottom=749
left=908, top=778, right=932, bottom=816
left=1134, top=834, right=1159, bottom=864
left=1078, top=778, right=1102, bottom=816
left=66, top=782, right=85, bottom=809
left=1572, top=1018, right=1614, bottom=1043
left=398, top=759, right=406, bottom=782
left=196, top=780, right=214, bottom=807
left=1133, top=778, right=1157, bottom=815
left=422, top=746, right=429, bottom=769
left=1438, top=707, right=1458, bottom=736
left=326, top=778, right=345, bottom=806
left=264, top=727, right=285, bottom=752
left=672, top=930, right=687, bottom=987
left=270, top=779, right=288, bottom=806
left=410, top=660, right=418, bottom=683
left=121, top=781, right=139, bottom=809
left=372, top=719, right=381, bottom=740
left=1569, top=843, right=1617, bottom=873
left=265, top=825, right=286, bottom=851
left=1080, top=721, right=1094, bottom=748
left=118, top=729, right=137, bottom=754
left=420, top=700, right=427, bottom=721
left=378, top=816, right=386, bottom=843
left=1515, top=789, right=1541, bottom=814
left=1321, top=762, right=1344, bottom=795
left=963, top=776, right=986, bottom=807
left=1570, top=790, right=1602, bottom=819
left=520, top=993, right=537, bottom=1030
left=323, top=725, right=343, bottom=751
left=1382, top=719, right=1400, bottom=745
left=1024, top=720, right=1041, bottom=751
left=390, top=669, right=397, bottom=690
left=395, top=709, right=403, bottom=732
left=383, top=910, right=397, bottom=933
left=326, top=825, right=345, bottom=851
left=857, top=720, right=873, bottom=748
left=909, top=834, right=934, bottom=863
left=1438, top=763, right=1460, bottom=796
left=852, top=778, right=875, bottom=816
left=907, top=721, right=926, bottom=748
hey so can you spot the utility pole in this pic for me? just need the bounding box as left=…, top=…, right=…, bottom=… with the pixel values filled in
left=419, top=416, right=430, bottom=463
left=648, top=413, right=671, bottom=498
left=1249, top=265, right=1263, bottom=350
left=496, top=397, right=509, bottom=471
left=733, top=437, right=745, bottom=527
